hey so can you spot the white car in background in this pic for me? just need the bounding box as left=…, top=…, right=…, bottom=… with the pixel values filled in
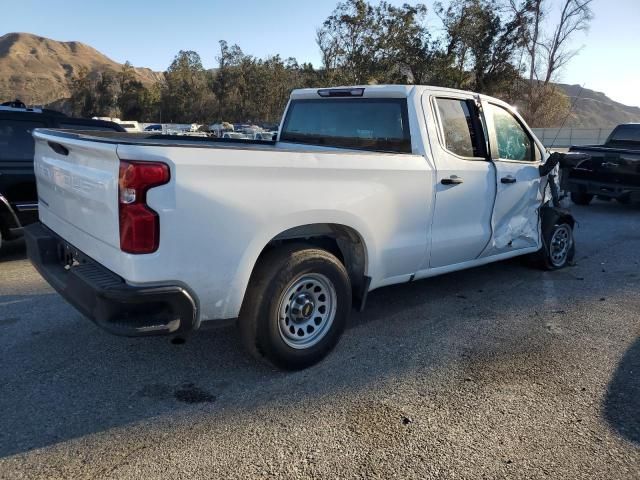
left=92, top=117, right=141, bottom=132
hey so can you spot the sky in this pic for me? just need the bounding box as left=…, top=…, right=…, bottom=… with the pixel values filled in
left=5, top=0, right=640, bottom=107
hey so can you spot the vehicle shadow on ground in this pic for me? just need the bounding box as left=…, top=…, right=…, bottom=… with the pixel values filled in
left=0, top=248, right=633, bottom=459
left=603, top=337, right=640, bottom=445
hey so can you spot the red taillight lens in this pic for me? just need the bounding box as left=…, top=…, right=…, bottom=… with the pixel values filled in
left=118, top=160, right=170, bottom=254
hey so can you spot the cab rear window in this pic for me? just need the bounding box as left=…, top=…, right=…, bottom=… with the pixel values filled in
left=280, top=99, right=411, bottom=153
left=608, top=124, right=640, bottom=144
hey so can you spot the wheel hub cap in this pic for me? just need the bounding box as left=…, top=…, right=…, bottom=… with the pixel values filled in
left=277, top=273, right=337, bottom=349
left=550, top=225, right=572, bottom=266
left=291, top=293, right=315, bottom=322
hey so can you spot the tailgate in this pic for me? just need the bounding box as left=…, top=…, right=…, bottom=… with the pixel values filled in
left=33, top=130, right=121, bottom=248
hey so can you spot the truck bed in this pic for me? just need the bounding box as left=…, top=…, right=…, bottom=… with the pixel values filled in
left=31, top=127, right=430, bottom=322
left=35, top=129, right=382, bottom=155
left=38, top=129, right=276, bottom=149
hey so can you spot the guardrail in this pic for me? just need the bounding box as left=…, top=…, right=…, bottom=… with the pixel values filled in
left=532, top=127, right=614, bottom=148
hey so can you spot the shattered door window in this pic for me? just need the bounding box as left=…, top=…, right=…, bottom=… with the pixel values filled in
left=489, top=105, right=534, bottom=162
left=435, top=98, right=481, bottom=158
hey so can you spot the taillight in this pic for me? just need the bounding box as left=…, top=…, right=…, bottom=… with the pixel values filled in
left=118, top=160, right=170, bottom=254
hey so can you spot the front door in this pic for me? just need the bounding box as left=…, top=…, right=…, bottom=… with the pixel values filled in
left=424, top=94, right=496, bottom=268
left=481, top=101, right=543, bottom=256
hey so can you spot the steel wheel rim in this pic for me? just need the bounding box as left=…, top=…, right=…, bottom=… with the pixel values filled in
left=550, top=225, right=572, bottom=267
left=277, top=273, right=337, bottom=349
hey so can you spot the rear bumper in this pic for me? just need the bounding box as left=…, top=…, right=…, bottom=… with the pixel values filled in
left=562, top=178, right=640, bottom=201
left=25, top=222, right=197, bottom=337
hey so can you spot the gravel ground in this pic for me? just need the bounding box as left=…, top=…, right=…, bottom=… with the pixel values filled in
left=0, top=201, right=638, bottom=479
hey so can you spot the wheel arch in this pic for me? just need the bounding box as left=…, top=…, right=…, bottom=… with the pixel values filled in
left=258, top=223, right=371, bottom=310
left=541, top=205, right=575, bottom=235
left=226, top=220, right=374, bottom=319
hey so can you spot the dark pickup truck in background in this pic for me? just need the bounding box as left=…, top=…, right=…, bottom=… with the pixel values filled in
left=564, top=123, right=640, bottom=205
left=0, top=103, right=125, bottom=251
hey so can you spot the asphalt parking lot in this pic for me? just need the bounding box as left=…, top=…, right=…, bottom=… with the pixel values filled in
left=0, top=201, right=638, bottom=479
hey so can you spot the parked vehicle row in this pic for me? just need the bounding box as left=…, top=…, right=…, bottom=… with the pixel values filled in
left=25, top=85, right=576, bottom=369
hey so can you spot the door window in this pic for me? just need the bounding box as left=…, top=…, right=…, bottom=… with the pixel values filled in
left=0, top=119, right=46, bottom=161
left=435, top=98, right=483, bottom=158
left=488, top=104, right=534, bottom=161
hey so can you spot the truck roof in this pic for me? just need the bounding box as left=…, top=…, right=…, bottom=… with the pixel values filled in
left=290, top=84, right=485, bottom=100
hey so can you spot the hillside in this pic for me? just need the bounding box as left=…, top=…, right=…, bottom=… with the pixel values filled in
left=0, top=32, right=162, bottom=106
left=557, top=83, right=640, bottom=128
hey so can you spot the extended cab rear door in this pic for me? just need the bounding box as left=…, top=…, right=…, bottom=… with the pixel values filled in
left=422, top=92, right=496, bottom=268
left=480, top=100, right=543, bottom=255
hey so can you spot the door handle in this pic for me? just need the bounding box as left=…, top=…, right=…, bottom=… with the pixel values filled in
left=441, top=176, right=463, bottom=185
left=501, top=176, right=517, bottom=184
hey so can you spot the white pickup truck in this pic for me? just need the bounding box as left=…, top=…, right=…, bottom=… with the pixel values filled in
left=26, top=85, right=575, bottom=369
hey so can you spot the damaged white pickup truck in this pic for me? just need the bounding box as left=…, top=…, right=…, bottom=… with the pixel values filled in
left=26, top=85, right=575, bottom=369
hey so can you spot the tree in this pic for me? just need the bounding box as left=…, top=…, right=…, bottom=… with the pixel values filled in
left=162, top=50, right=212, bottom=122
left=509, top=0, right=593, bottom=125
left=69, top=67, right=96, bottom=117
left=541, top=0, right=593, bottom=84
left=317, top=0, right=432, bottom=85
left=67, top=0, right=592, bottom=128
left=436, top=0, right=525, bottom=95
left=212, top=41, right=245, bottom=120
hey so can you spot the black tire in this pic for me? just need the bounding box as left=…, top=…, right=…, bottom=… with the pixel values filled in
left=534, top=222, right=575, bottom=270
left=616, top=195, right=631, bottom=205
left=571, top=192, right=593, bottom=205
left=238, top=245, right=352, bottom=370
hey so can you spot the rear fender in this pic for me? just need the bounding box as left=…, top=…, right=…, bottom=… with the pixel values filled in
left=223, top=212, right=377, bottom=319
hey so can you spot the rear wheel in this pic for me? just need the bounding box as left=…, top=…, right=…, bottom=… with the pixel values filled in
left=239, top=245, right=351, bottom=370
left=571, top=192, right=593, bottom=205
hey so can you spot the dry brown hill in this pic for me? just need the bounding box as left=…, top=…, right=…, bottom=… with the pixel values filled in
left=558, top=83, right=640, bottom=128
left=0, top=32, right=162, bottom=106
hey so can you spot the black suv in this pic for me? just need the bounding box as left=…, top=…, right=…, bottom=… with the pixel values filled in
left=0, top=103, right=125, bottom=251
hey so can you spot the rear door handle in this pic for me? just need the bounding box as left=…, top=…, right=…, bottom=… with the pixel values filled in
left=501, top=176, right=517, bottom=184
left=441, top=176, right=463, bottom=185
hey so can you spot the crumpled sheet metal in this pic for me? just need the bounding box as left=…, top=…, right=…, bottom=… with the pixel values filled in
left=489, top=177, right=547, bottom=252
